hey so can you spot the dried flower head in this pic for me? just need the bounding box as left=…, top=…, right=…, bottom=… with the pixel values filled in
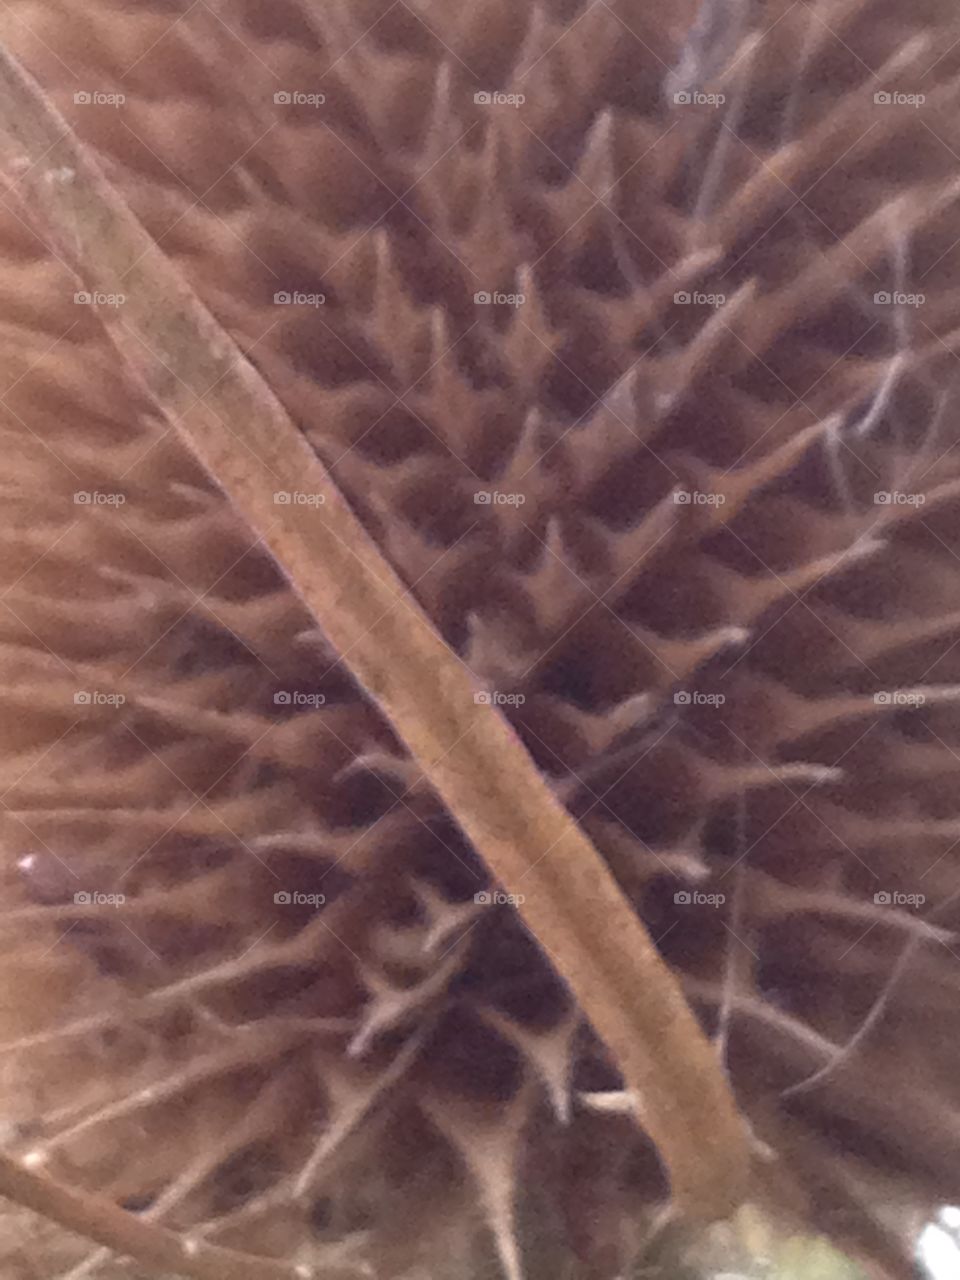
left=0, top=1, right=959, bottom=1278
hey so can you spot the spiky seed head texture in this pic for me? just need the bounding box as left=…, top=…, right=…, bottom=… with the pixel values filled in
left=1, top=1, right=960, bottom=1277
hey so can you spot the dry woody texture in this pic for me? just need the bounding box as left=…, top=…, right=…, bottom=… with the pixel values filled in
left=0, top=1, right=958, bottom=1278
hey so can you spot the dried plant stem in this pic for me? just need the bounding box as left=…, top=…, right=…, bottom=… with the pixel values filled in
left=0, top=37, right=751, bottom=1246
left=0, top=1152, right=347, bottom=1280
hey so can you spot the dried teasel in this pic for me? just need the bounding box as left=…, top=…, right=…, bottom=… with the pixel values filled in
left=0, top=1, right=959, bottom=1278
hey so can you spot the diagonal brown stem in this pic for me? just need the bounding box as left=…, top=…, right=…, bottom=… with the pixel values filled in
left=0, top=38, right=751, bottom=1253
left=0, top=1152, right=354, bottom=1280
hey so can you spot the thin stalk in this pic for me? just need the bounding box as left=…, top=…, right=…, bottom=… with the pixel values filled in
left=0, top=39, right=751, bottom=1255
left=0, top=1152, right=349, bottom=1280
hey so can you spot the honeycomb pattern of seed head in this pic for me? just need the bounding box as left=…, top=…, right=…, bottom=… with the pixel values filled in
left=1, top=2, right=960, bottom=1278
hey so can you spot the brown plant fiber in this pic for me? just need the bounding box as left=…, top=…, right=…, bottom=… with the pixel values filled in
left=0, top=1, right=959, bottom=1278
